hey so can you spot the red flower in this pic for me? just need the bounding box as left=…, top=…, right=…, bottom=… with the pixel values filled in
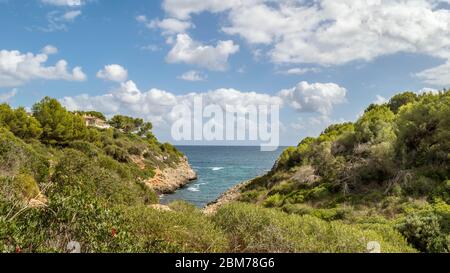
left=111, top=228, right=117, bottom=238
left=15, top=246, right=22, bottom=253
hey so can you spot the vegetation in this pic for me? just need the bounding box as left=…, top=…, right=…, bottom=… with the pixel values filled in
left=0, top=90, right=449, bottom=253
left=239, top=89, right=450, bottom=253
left=0, top=97, right=190, bottom=253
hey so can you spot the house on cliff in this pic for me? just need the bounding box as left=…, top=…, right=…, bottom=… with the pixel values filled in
left=83, top=115, right=111, bottom=129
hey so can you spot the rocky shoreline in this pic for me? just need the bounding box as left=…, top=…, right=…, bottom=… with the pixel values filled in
left=202, top=179, right=253, bottom=214
left=145, top=156, right=198, bottom=194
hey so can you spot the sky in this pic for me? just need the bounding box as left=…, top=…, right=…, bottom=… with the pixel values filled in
left=0, top=0, right=449, bottom=146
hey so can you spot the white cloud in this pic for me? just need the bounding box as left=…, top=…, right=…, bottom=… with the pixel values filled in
left=417, top=87, right=440, bottom=94
left=416, top=61, right=450, bottom=86
left=61, top=79, right=348, bottom=133
left=137, top=15, right=193, bottom=35
left=278, top=67, right=321, bottom=76
left=161, top=0, right=450, bottom=86
left=178, top=70, right=207, bottom=81
left=41, top=0, right=83, bottom=6
left=374, top=95, right=388, bottom=105
left=162, top=0, right=240, bottom=20
left=62, top=10, right=82, bottom=21
left=166, top=34, right=239, bottom=71
left=0, top=88, right=18, bottom=102
left=61, top=80, right=282, bottom=127
left=42, top=45, right=58, bottom=55
left=278, top=81, right=347, bottom=115
left=219, top=1, right=450, bottom=65
left=97, top=64, right=128, bottom=82
left=0, top=48, right=86, bottom=87
left=40, top=10, right=82, bottom=32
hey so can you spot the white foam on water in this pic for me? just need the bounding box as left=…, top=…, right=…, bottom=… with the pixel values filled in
left=187, top=184, right=201, bottom=192
left=211, top=167, right=224, bottom=171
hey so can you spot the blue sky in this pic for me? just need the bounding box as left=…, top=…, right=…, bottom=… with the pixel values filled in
left=0, top=0, right=449, bottom=146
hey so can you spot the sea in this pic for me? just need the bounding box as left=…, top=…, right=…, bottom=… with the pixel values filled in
left=159, top=146, right=286, bottom=208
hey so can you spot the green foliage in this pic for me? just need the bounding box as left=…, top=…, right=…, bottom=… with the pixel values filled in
left=355, top=105, right=395, bottom=144
left=74, top=111, right=106, bottom=121
left=0, top=128, right=49, bottom=183
left=32, top=97, right=87, bottom=145
left=104, top=145, right=130, bottom=163
left=396, top=210, right=448, bottom=253
left=109, top=115, right=152, bottom=136
left=120, top=204, right=227, bottom=253
left=239, top=90, right=450, bottom=253
left=213, top=203, right=415, bottom=253
left=51, top=149, right=157, bottom=206
left=0, top=104, right=42, bottom=139
left=395, top=91, right=450, bottom=175
left=388, top=91, right=418, bottom=114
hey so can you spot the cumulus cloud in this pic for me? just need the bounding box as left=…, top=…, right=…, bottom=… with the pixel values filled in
left=0, top=47, right=86, bottom=87
left=220, top=1, right=450, bottom=65
left=97, top=64, right=128, bottom=82
left=160, top=0, right=450, bottom=86
left=61, top=79, right=348, bottom=132
left=178, top=70, right=207, bottom=81
left=166, top=34, right=239, bottom=71
left=278, top=81, right=347, bottom=115
left=61, top=80, right=283, bottom=127
left=0, top=88, right=18, bottom=102
left=42, top=45, right=58, bottom=55
left=137, top=15, right=193, bottom=35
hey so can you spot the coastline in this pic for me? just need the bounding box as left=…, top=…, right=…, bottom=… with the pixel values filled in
left=145, top=156, right=198, bottom=194
left=202, top=178, right=254, bottom=214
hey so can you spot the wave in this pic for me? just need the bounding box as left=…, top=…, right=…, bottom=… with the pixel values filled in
left=187, top=186, right=200, bottom=192
left=211, top=167, right=224, bottom=171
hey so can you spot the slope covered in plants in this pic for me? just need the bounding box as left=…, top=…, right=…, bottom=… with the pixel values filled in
left=239, top=90, right=450, bottom=253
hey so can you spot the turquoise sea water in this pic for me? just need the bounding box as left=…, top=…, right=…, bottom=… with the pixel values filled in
left=160, top=146, right=286, bottom=208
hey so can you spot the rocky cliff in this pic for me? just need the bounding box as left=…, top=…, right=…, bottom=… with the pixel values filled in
left=145, top=156, right=197, bottom=194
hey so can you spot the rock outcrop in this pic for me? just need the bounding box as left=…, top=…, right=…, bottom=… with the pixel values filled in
left=202, top=180, right=251, bottom=215
left=145, top=156, right=197, bottom=194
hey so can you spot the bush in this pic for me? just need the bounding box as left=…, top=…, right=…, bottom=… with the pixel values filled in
left=69, top=141, right=99, bottom=157
left=120, top=205, right=227, bottom=253
left=214, top=203, right=415, bottom=253
left=396, top=210, right=448, bottom=253
left=0, top=129, right=49, bottom=183
left=127, top=146, right=141, bottom=156
left=51, top=149, right=157, bottom=206
left=104, top=145, right=130, bottom=163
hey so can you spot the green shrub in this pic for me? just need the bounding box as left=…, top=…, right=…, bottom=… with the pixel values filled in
left=0, top=129, right=49, bottom=183
left=104, top=145, right=130, bottom=163
left=51, top=149, right=157, bottom=206
left=69, top=141, right=99, bottom=157
left=214, top=203, right=415, bottom=253
left=396, top=209, right=449, bottom=253
left=120, top=205, right=227, bottom=253
left=127, top=146, right=141, bottom=156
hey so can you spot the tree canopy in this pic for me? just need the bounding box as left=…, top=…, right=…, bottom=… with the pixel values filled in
left=0, top=104, right=42, bottom=139
left=32, top=97, right=88, bottom=144
left=109, top=115, right=152, bottom=136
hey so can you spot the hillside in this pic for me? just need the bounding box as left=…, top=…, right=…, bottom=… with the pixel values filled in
left=237, top=90, right=450, bottom=253
left=0, top=91, right=448, bottom=253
